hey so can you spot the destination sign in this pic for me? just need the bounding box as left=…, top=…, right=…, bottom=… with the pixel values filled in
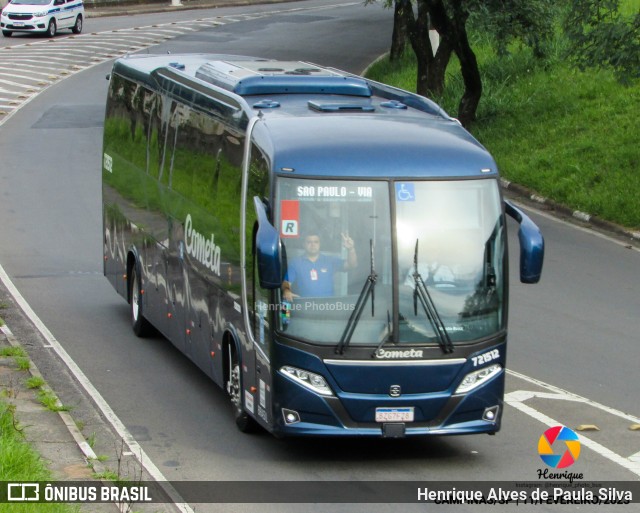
left=295, top=185, right=373, bottom=201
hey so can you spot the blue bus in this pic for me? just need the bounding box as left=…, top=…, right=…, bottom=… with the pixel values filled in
left=102, top=54, right=543, bottom=437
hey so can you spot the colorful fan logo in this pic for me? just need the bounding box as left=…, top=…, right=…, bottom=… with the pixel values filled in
left=538, top=426, right=581, bottom=468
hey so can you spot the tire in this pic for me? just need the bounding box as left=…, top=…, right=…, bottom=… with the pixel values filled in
left=71, top=15, right=82, bottom=34
left=129, top=264, right=153, bottom=337
left=2, top=31, right=11, bottom=37
left=226, top=344, right=258, bottom=433
left=46, top=18, right=56, bottom=37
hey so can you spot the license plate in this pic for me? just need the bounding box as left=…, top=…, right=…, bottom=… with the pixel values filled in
left=14, top=22, right=25, bottom=27
left=375, top=407, right=414, bottom=423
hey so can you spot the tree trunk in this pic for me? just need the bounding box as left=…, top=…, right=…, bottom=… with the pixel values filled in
left=407, top=1, right=435, bottom=97
left=390, top=0, right=410, bottom=62
left=421, top=0, right=452, bottom=97
left=427, top=36, right=453, bottom=96
left=449, top=1, right=482, bottom=127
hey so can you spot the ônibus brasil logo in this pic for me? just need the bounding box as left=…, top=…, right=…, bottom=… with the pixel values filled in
left=538, top=426, right=581, bottom=468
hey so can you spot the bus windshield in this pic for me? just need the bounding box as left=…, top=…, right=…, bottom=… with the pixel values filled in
left=275, top=178, right=505, bottom=348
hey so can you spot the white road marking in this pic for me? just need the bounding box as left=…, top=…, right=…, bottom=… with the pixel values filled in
left=506, top=370, right=640, bottom=476
left=0, top=265, right=194, bottom=513
left=508, top=369, right=640, bottom=424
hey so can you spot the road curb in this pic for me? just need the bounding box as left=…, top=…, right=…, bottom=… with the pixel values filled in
left=499, top=178, right=640, bottom=246
left=0, top=323, right=120, bottom=512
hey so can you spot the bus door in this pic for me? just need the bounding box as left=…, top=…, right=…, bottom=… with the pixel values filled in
left=241, top=133, right=273, bottom=428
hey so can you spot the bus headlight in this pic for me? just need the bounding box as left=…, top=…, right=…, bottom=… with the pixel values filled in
left=280, top=366, right=334, bottom=396
left=455, top=364, right=502, bottom=394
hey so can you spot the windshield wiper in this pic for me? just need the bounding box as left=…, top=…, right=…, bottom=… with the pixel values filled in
left=371, top=310, right=393, bottom=358
left=336, top=240, right=377, bottom=355
left=412, top=239, right=454, bottom=354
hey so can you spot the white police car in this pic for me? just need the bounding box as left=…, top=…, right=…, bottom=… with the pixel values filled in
left=1, top=0, right=84, bottom=37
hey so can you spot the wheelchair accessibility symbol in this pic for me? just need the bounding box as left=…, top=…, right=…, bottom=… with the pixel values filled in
left=396, top=183, right=415, bottom=202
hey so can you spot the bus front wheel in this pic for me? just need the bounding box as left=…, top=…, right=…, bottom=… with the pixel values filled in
left=226, top=345, right=258, bottom=433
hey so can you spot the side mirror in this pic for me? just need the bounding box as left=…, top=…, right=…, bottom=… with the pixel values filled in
left=504, top=200, right=544, bottom=284
left=253, top=196, right=282, bottom=289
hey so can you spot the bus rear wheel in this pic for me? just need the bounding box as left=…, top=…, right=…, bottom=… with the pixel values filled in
left=129, top=264, right=153, bottom=337
left=227, top=345, right=258, bottom=433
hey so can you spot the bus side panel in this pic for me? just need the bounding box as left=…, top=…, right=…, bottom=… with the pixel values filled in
left=103, top=64, right=262, bottom=424
left=142, top=240, right=169, bottom=337
left=103, top=75, right=158, bottom=303
left=158, top=91, right=247, bottom=381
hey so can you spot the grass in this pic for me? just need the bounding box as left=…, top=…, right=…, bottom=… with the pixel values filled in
left=25, top=375, right=46, bottom=389
left=0, top=346, right=27, bottom=358
left=0, top=400, right=79, bottom=513
left=38, top=388, right=71, bottom=412
left=365, top=21, right=640, bottom=229
left=14, top=357, right=30, bottom=371
left=0, top=346, right=31, bottom=371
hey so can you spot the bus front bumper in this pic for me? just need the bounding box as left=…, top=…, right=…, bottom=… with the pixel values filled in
left=271, top=370, right=504, bottom=438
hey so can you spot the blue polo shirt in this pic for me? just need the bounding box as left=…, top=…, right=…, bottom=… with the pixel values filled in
left=285, top=254, right=344, bottom=297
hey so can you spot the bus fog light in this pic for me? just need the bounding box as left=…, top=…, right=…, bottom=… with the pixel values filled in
left=280, top=366, right=334, bottom=396
left=282, top=408, right=300, bottom=425
left=455, top=364, right=502, bottom=394
left=483, top=405, right=500, bottom=422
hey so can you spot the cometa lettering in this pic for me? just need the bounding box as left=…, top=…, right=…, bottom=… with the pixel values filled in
left=184, top=214, right=221, bottom=276
left=375, top=348, right=424, bottom=359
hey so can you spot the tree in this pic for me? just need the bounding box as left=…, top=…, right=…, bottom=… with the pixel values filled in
left=390, top=0, right=410, bottom=61
left=369, top=0, right=556, bottom=127
left=564, top=0, right=640, bottom=84
left=383, top=0, right=477, bottom=125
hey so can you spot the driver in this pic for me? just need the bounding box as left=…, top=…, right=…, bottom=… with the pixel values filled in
left=282, top=232, right=357, bottom=301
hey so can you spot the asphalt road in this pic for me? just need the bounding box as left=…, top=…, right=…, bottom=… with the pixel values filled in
left=0, top=2, right=638, bottom=512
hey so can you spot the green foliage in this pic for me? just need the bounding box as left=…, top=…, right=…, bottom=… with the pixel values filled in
left=38, top=389, right=71, bottom=412
left=14, top=357, right=30, bottom=371
left=468, top=0, right=558, bottom=57
left=0, top=346, right=27, bottom=358
left=92, top=470, right=121, bottom=481
left=564, top=0, right=640, bottom=83
left=0, top=400, right=79, bottom=512
left=25, top=376, right=46, bottom=389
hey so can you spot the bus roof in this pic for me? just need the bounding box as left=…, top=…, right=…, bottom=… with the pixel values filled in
left=111, top=54, right=498, bottom=179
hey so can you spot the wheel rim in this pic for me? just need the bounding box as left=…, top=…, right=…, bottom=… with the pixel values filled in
left=227, top=363, right=241, bottom=409
left=131, top=274, right=140, bottom=322
left=76, top=17, right=82, bottom=32
left=48, top=20, right=55, bottom=37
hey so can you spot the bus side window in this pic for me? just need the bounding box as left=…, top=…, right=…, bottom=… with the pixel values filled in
left=245, top=145, right=271, bottom=349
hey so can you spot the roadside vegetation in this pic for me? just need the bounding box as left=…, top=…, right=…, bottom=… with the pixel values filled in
left=0, top=331, right=76, bottom=511
left=0, top=400, right=78, bottom=512
left=366, top=1, right=639, bottom=229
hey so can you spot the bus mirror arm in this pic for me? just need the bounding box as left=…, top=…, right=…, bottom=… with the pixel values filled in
left=504, top=200, right=544, bottom=284
left=253, top=196, right=282, bottom=289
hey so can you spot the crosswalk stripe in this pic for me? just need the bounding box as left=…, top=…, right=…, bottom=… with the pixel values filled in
left=0, top=2, right=358, bottom=124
